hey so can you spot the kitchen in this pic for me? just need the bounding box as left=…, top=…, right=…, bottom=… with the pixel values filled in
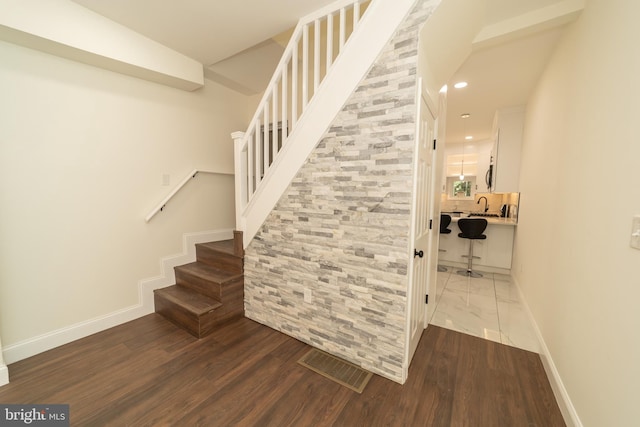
left=424, top=0, right=561, bottom=349
left=438, top=106, right=523, bottom=275
left=429, top=104, right=538, bottom=354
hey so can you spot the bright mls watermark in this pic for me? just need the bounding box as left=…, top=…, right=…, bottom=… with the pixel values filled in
left=0, top=404, right=69, bottom=426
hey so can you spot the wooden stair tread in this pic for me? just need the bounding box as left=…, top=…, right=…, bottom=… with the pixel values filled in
left=197, top=240, right=240, bottom=257
left=155, top=285, right=222, bottom=315
left=177, top=262, right=242, bottom=283
left=154, top=232, right=244, bottom=338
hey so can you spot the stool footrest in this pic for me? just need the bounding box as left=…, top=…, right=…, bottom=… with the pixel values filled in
left=457, top=269, right=484, bottom=278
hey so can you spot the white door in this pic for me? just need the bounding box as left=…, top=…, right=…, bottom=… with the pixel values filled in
left=406, top=83, right=436, bottom=364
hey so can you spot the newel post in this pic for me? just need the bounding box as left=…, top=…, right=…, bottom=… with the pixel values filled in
left=231, top=131, right=246, bottom=234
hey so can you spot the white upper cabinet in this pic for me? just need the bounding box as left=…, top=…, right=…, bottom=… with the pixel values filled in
left=443, top=140, right=493, bottom=196
left=491, top=106, right=525, bottom=193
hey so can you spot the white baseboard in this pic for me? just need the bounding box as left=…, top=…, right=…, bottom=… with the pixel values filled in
left=511, top=275, right=583, bottom=427
left=2, top=228, right=234, bottom=365
left=137, top=228, right=234, bottom=314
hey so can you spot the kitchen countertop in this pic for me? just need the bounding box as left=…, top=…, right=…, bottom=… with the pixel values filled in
left=443, top=213, right=517, bottom=226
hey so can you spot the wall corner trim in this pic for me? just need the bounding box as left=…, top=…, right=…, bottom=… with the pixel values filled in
left=0, top=335, right=7, bottom=386
left=0, top=364, right=8, bottom=387
left=2, top=228, right=234, bottom=365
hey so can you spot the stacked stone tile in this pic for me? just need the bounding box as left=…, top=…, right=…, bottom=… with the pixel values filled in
left=244, top=0, right=437, bottom=383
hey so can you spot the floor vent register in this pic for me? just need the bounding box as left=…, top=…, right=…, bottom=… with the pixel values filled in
left=297, top=349, right=372, bottom=393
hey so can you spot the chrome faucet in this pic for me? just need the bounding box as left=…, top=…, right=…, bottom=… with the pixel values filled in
left=477, top=196, right=488, bottom=212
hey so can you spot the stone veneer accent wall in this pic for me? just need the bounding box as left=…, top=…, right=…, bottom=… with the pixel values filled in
left=244, top=0, right=437, bottom=383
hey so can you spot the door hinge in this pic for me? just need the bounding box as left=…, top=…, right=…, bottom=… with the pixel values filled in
left=429, top=219, right=433, bottom=230
left=425, top=294, right=429, bottom=304
left=433, top=139, right=437, bottom=150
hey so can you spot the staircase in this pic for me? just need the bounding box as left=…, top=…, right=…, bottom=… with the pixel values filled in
left=154, top=231, right=244, bottom=338
left=232, top=0, right=419, bottom=247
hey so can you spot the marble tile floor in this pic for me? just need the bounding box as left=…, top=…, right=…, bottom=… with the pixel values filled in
left=429, top=264, right=540, bottom=353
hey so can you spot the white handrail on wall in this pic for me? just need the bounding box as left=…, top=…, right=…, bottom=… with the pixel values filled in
left=233, top=0, right=372, bottom=237
left=145, top=169, right=233, bottom=222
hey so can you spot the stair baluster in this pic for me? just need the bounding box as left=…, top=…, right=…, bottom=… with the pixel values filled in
left=233, top=0, right=372, bottom=242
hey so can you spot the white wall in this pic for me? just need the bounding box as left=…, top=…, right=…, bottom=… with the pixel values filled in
left=0, top=40, right=248, bottom=356
left=513, top=0, right=640, bottom=425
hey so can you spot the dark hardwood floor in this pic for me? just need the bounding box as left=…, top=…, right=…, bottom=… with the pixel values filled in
left=0, top=315, right=565, bottom=426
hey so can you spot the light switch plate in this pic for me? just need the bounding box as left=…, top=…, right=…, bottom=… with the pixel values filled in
left=630, top=215, right=640, bottom=250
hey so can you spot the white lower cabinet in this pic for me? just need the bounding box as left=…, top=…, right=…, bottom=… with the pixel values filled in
left=438, top=223, right=515, bottom=270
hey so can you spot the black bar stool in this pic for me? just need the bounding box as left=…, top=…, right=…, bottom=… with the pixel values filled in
left=456, top=218, right=487, bottom=278
left=438, top=214, right=452, bottom=272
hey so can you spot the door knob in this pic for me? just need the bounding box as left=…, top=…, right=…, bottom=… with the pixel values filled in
left=414, top=249, right=424, bottom=258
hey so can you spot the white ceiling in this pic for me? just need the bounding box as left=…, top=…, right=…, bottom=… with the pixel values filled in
left=444, top=0, right=584, bottom=146
left=72, top=0, right=335, bottom=66
left=484, top=0, right=564, bottom=25
left=445, top=27, right=565, bottom=145
left=71, top=0, right=582, bottom=143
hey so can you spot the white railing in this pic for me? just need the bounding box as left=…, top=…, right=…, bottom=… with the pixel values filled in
left=232, top=0, right=419, bottom=247
left=233, top=0, right=371, bottom=231
left=145, top=169, right=233, bottom=222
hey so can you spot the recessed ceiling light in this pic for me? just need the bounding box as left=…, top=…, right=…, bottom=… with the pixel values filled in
left=465, top=136, right=473, bottom=140
left=461, top=113, right=470, bottom=119
left=454, top=82, right=468, bottom=89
